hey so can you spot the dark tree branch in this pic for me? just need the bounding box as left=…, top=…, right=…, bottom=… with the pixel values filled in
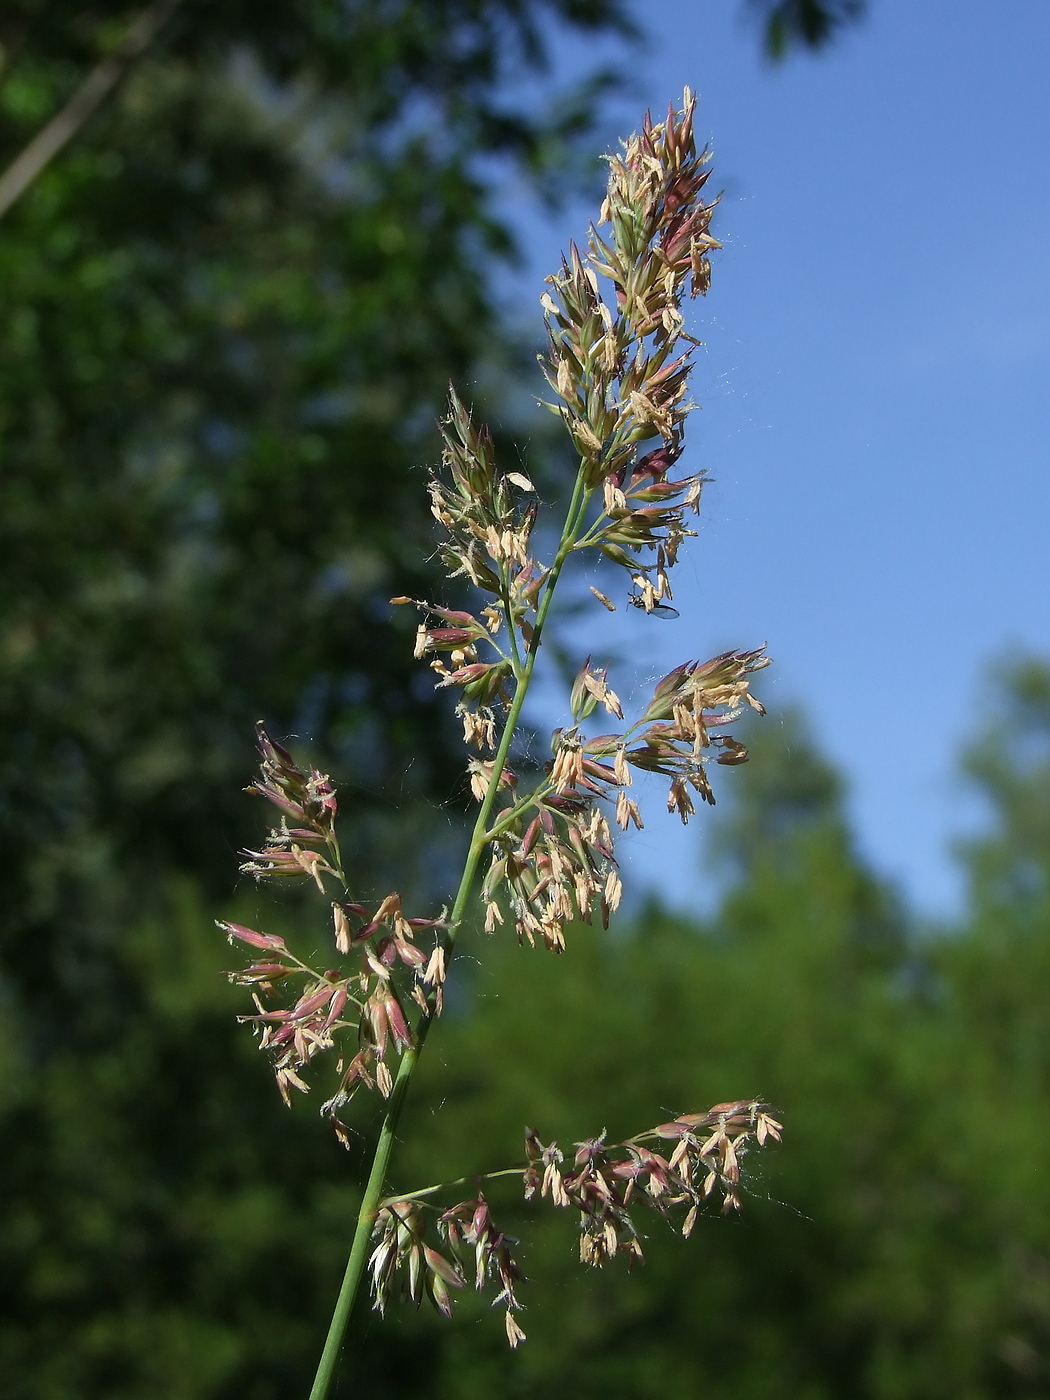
left=0, top=0, right=184, bottom=221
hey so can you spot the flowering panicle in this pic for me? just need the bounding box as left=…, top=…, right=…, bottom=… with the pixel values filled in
left=223, top=93, right=784, bottom=1370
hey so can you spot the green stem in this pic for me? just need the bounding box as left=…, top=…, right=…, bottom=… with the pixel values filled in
left=307, top=463, right=592, bottom=1400
left=480, top=786, right=551, bottom=845
left=498, top=564, right=525, bottom=680
left=308, top=1047, right=419, bottom=1400
left=380, top=1165, right=525, bottom=1208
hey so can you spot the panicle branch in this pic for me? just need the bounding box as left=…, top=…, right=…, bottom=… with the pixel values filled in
left=225, top=725, right=446, bottom=1141
left=367, top=1099, right=782, bottom=1348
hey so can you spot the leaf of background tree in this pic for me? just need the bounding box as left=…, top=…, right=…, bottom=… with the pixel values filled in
left=748, top=0, right=866, bottom=58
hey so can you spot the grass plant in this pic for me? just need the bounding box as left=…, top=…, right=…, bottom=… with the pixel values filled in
left=222, top=91, right=781, bottom=1398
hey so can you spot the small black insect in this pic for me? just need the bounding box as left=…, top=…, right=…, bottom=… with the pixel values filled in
left=627, top=594, right=679, bottom=619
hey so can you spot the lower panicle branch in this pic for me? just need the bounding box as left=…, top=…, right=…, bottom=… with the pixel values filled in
left=365, top=1099, right=782, bottom=1348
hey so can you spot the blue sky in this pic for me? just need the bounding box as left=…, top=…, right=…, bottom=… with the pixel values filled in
left=500, top=0, right=1050, bottom=918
